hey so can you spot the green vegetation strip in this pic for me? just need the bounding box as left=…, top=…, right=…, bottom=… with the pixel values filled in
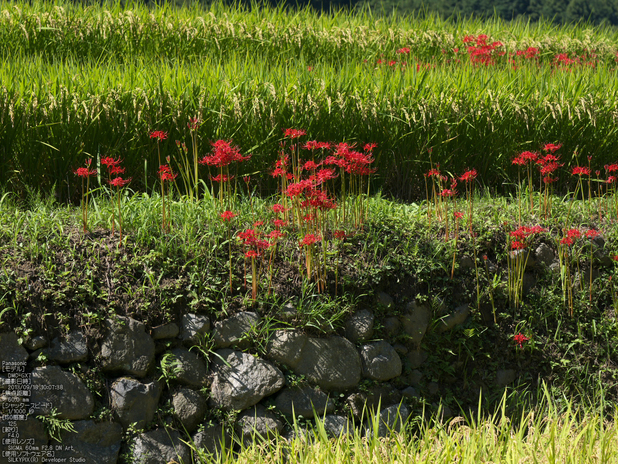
left=3, top=1, right=618, bottom=198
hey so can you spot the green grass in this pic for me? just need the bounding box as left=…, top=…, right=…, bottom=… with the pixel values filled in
left=3, top=1, right=618, bottom=198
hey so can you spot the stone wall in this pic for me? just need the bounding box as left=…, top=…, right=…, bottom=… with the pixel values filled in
left=0, top=297, right=471, bottom=464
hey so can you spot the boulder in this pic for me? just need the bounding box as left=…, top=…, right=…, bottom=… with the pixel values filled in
left=345, top=309, right=374, bottom=343
left=99, top=317, right=155, bottom=378
left=0, top=332, right=28, bottom=366
left=400, top=300, right=431, bottom=346
left=111, top=377, right=161, bottom=430
left=162, top=348, right=208, bottom=387
left=180, top=313, right=211, bottom=346
left=0, top=416, right=47, bottom=463
left=274, top=385, right=335, bottom=418
left=131, top=428, right=191, bottom=464
left=210, top=349, right=285, bottom=411
left=172, top=388, right=208, bottom=433
left=235, top=405, right=284, bottom=443
left=44, top=330, right=88, bottom=364
left=438, top=304, right=470, bottom=333
left=191, top=423, right=232, bottom=458
left=151, top=323, right=179, bottom=340
left=30, top=365, right=94, bottom=420
left=213, top=311, right=260, bottom=349
left=55, top=420, right=122, bottom=464
left=359, top=341, right=402, bottom=381
left=322, top=414, right=352, bottom=438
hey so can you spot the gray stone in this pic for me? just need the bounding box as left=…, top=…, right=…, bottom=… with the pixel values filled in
left=407, top=370, right=423, bottom=386
left=375, top=404, right=410, bottom=437
left=393, top=343, right=408, bottom=355
left=151, top=323, right=179, bottom=340
left=172, top=388, right=208, bottom=433
left=401, top=386, right=420, bottom=399
left=192, top=423, right=232, bottom=458
left=55, top=420, right=122, bottom=464
left=438, top=304, right=470, bottom=333
left=30, top=365, right=94, bottom=420
left=322, top=415, right=352, bottom=438
left=210, top=349, right=285, bottom=411
left=346, top=385, right=402, bottom=420
left=509, top=249, right=535, bottom=270
left=294, top=336, right=362, bottom=391
left=274, top=385, right=335, bottom=418
left=345, top=309, right=374, bottom=343
left=24, top=335, right=48, bottom=351
left=459, top=256, right=474, bottom=270
left=164, top=348, right=208, bottom=387
left=0, top=416, right=47, bottom=463
left=235, top=405, right=284, bottom=442
left=496, top=369, right=517, bottom=387
left=406, top=350, right=428, bottom=369
left=267, top=332, right=361, bottom=391
left=100, top=317, right=155, bottom=378
left=535, top=243, right=556, bottom=267
left=377, top=292, right=394, bottom=309
left=0, top=332, right=28, bottom=366
left=360, top=341, right=402, bottom=381
left=180, top=313, right=211, bottom=346
left=382, top=316, right=401, bottom=338
left=44, top=331, right=88, bottom=364
left=400, top=300, right=431, bottom=346
left=111, top=377, right=161, bottom=430
left=213, top=311, right=260, bottom=349
left=279, top=303, right=297, bottom=322
left=266, top=331, right=308, bottom=368
left=132, top=428, right=191, bottom=464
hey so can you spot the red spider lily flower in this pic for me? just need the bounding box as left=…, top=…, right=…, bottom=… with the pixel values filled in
left=149, top=130, right=168, bottom=141
left=303, top=160, right=320, bottom=171
left=511, top=241, right=526, bottom=250
left=272, top=203, right=288, bottom=214
left=100, top=156, right=122, bottom=167
left=300, top=234, right=321, bottom=246
left=364, top=143, right=378, bottom=152
left=211, top=174, right=233, bottom=183
left=220, top=210, right=236, bottom=221
left=567, top=229, right=581, bottom=239
left=109, top=177, right=131, bottom=188
left=243, top=176, right=250, bottom=184
left=572, top=166, right=591, bottom=176
left=560, top=237, right=574, bottom=246
left=396, top=47, right=410, bottom=55
left=440, top=189, right=456, bottom=197
left=160, top=171, right=178, bottom=183
left=513, top=333, right=529, bottom=349
left=268, top=230, right=285, bottom=240
left=459, top=169, right=477, bottom=182
left=543, top=175, right=558, bottom=184
left=200, top=140, right=250, bottom=167
left=426, top=168, right=441, bottom=177
left=303, top=214, right=315, bottom=223
left=333, top=230, right=347, bottom=240
left=586, top=229, right=600, bottom=239
left=613, top=255, right=618, bottom=262
left=543, top=143, right=562, bottom=153
left=187, top=117, right=201, bottom=130
left=608, top=176, right=616, bottom=184
left=273, top=219, right=288, bottom=229
left=283, top=128, right=306, bottom=139
left=253, top=221, right=264, bottom=227
left=109, top=165, right=126, bottom=175
left=605, top=164, right=618, bottom=172
left=587, top=155, right=593, bottom=162
left=454, top=211, right=464, bottom=219
left=304, top=140, right=331, bottom=150
left=245, top=249, right=260, bottom=259
left=482, top=255, right=488, bottom=261
left=74, top=167, right=97, bottom=178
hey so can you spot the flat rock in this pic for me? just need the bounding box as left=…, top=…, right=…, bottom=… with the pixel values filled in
left=55, top=420, right=122, bottom=464
left=131, top=428, right=191, bottom=464
left=172, top=388, right=208, bottom=433
left=210, top=349, right=285, bottom=411
left=99, top=317, right=155, bottom=378
left=0, top=332, right=28, bottom=366
left=345, top=309, right=374, bottom=343
left=213, top=311, right=260, bottom=349
left=360, top=341, right=402, bottom=381
left=274, top=385, right=335, bottom=418
left=192, top=423, right=232, bottom=458
left=235, top=405, right=284, bottom=443
left=44, top=330, right=88, bottom=364
left=164, top=348, right=208, bottom=387
left=438, top=305, right=470, bottom=333
left=30, top=365, right=94, bottom=420
left=180, top=313, right=211, bottom=346
left=400, top=300, right=431, bottom=347
left=151, top=323, right=179, bottom=340
left=111, top=377, right=161, bottom=430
